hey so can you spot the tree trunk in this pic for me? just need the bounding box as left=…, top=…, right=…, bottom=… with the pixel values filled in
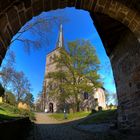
left=74, top=92, right=80, bottom=112
left=76, top=102, right=80, bottom=112
left=72, top=104, right=76, bottom=113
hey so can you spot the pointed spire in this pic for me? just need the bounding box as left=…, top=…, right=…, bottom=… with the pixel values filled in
left=56, top=24, right=64, bottom=48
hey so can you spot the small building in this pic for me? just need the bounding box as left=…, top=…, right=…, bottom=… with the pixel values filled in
left=94, top=88, right=106, bottom=109
left=18, top=102, right=30, bottom=111
left=0, top=96, right=3, bottom=103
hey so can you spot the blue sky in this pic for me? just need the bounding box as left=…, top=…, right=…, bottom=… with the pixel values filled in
left=1, top=7, right=116, bottom=100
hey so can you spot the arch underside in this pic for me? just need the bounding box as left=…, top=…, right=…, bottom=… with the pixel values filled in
left=0, top=0, right=140, bottom=132
left=0, top=0, right=139, bottom=63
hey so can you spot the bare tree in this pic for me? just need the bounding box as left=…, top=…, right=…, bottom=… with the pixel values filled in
left=0, top=51, right=32, bottom=102
left=35, top=91, right=44, bottom=111
left=10, top=12, right=68, bottom=53
left=11, top=71, right=31, bottom=102
left=0, top=51, right=16, bottom=89
left=105, top=90, right=118, bottom=106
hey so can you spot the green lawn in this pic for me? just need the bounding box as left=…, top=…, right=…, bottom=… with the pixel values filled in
left=49, top=111, right=91, bottom=121
left=80, top=109, right=117, bottom=125
left=0, top=103, right=35, bottom=121
left=0, top=103, right=21, bottom=121
left=49, top=110, right=117, bottom=123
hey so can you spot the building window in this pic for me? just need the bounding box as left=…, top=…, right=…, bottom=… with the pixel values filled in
left=84, top=92, right=89, bottom=99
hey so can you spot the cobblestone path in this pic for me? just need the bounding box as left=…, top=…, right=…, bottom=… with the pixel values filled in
left=28, top=113, right=95, bottom=140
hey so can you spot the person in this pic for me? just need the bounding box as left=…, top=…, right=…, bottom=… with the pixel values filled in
left=64, top=109, right=67, bottom=119
left=45, top=108, right=48, bottom=113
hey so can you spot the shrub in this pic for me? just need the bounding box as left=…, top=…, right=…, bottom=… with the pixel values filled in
left=91, top=109, right=97, bottom=114
left=5, top=91, right=16, bottom=105
left=18, top=109, right=35, bottom=120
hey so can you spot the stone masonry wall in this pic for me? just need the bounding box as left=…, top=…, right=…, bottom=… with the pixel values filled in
left=110, top=29, right=140, bottom=132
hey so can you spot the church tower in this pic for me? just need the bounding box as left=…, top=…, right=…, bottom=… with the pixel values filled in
left=42, top=24, right=106, bottom=113
left=42, top=24, right=64, bottom=112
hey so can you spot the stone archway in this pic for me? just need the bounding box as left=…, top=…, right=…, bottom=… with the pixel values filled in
left=0, top=0, right=139, bottom=132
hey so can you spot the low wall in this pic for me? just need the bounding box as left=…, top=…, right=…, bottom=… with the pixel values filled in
left=0, top=117, right=32, bottom=140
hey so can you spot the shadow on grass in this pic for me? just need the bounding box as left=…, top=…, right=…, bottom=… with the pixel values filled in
left=0, top=113, right=21, bottom=122
left=79, top=109, right=117, bottom=125
left=0, top=107, right=5, bottom=111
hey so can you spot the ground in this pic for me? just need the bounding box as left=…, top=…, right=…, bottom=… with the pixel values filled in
left=1, top=109, right=139, bottom=140
left=26, top=111, right=140, bottom=140
left=27, top=113, right=96, bottom=140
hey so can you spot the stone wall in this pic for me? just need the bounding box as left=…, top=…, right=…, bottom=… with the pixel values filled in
left=110, top=29, right=140, bottom=132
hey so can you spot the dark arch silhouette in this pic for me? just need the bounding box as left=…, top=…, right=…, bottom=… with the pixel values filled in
left=0, top=0, right=139, bottom=133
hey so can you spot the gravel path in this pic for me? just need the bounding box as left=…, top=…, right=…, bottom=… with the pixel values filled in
left=27, top=113, right=95, bottom=140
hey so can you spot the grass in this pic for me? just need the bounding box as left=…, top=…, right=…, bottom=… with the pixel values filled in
left=80, top=109, right=117, bottom=125
left=0, top=103, right=21, bottom=119
left=49, top=110, right=117, bottom=123
left=0, top=103, right=35, bottom=121
left=49, top=111, right=91, bottom=121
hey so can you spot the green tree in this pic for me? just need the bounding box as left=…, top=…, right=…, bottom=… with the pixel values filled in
left=47, top=39, right=102, bottom=112
left=5, top=91, right=16, bottom=105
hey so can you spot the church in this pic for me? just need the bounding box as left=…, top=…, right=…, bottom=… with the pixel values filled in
left=42, top=24, right=106, bottom=113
